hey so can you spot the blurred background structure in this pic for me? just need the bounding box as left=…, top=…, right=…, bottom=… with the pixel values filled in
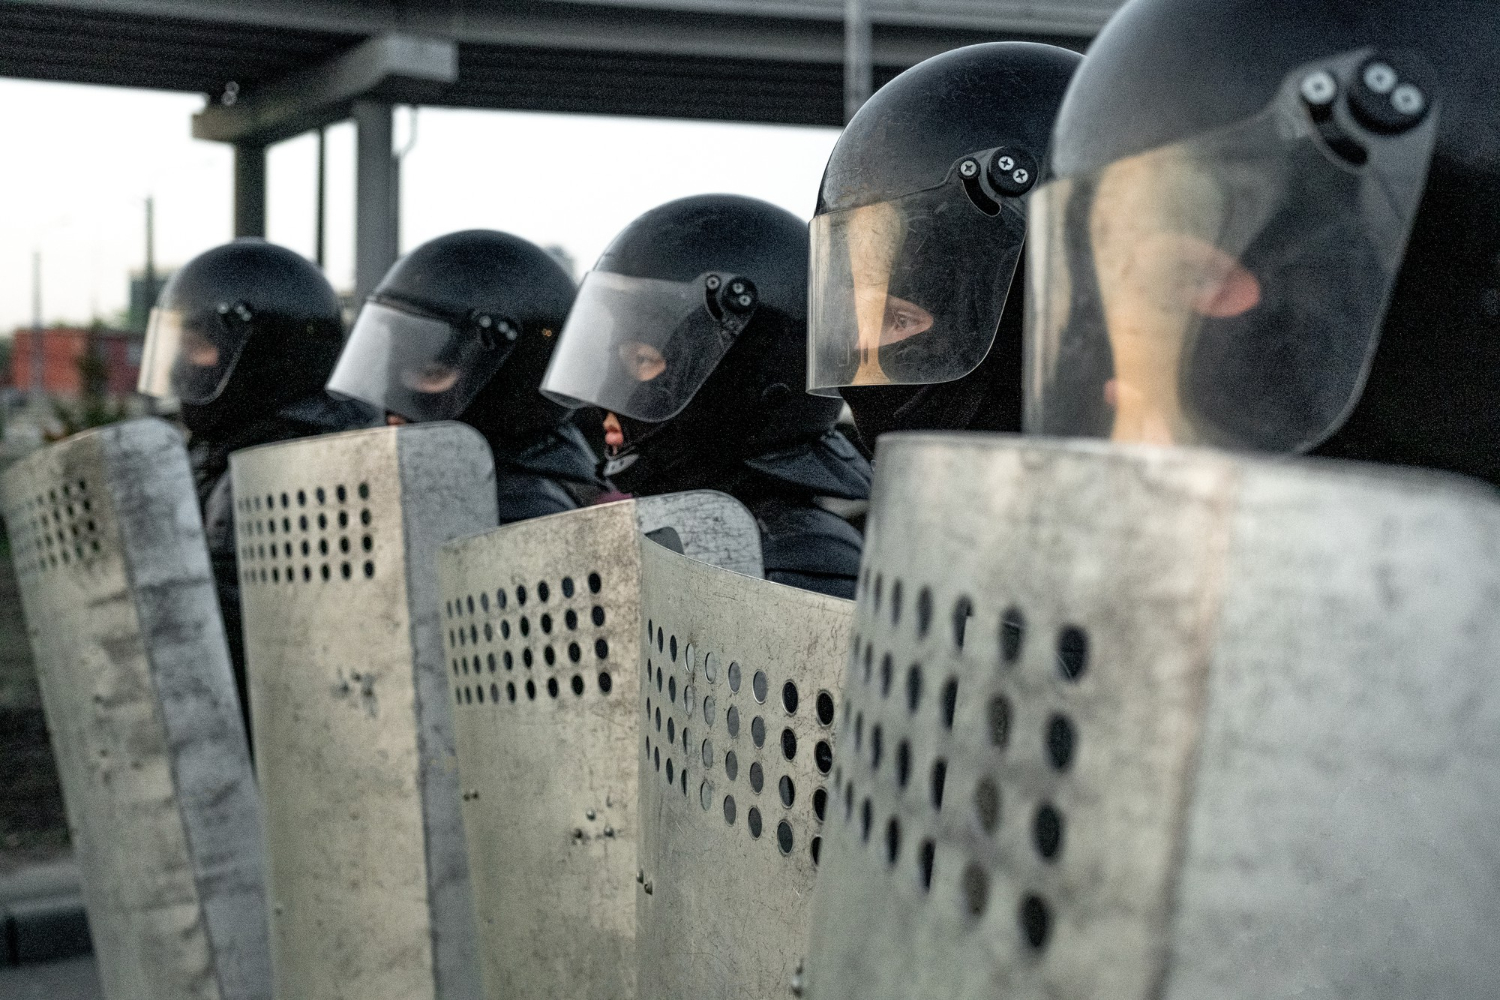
left=0, top=0, right=1120, bottom=987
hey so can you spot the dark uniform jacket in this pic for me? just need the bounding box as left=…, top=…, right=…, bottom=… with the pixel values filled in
left=492, top=422, right=604, bottom=525
left=728, top=429, right=872, bottom=600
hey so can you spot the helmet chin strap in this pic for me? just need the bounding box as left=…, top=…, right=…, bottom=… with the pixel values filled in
left=601, top=452, right=639, bottom=478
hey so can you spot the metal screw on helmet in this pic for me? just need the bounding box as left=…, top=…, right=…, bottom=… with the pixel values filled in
left=958, top=158, right=980, bottom=179
left=987, top=147, right=1038, bottom=197
left=1300, top=70, right=1338, bottom=110
left=477, top=315, right=493, bottom=328
left=720, top=277, right=757, bottom=314
left=499, top=320, right=518, bottom=341
left=1349, top=55, right=1430, bottom=133
left=1363, top=61, right=1398, bottom=94
left=1392, top=83, right=1426, bottom=116
left=706, top=275, right=722, bottom=291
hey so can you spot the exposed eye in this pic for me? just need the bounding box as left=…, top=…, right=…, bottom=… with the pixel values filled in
left=881, top=295, right=936, bottom=344
left=181, top=328, right=221, bottom=368
left=617, top=341, right=668, bottom=382
left=400, top=362, right=461, bottom=394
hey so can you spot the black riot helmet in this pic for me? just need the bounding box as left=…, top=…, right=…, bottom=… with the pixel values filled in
left=542, top=194, right=840, bottom=492
left=138, top=239, right=344, bottom=436
left=328, top=230, right=577, bottom=441
left=809, top=42, right=1081, bottom=441
left=1025, top=0, right=1500, bottom=484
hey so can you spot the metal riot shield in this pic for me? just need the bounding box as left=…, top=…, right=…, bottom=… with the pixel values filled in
left=231, top=423, right=495, bottom=1000
left=805, top=433, right=1500, bottom=1000
left=439, top=490, right=761, bottom=1000
left=0, top=418, right=269, bottom=1000
left=635, top=539, right=853, bottom=999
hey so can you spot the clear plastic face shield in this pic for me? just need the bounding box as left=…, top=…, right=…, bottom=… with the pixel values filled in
left=539, top=269, right=757, bottom=422
left=137, top=303, right=254, bottom=406
left=326, top=300, right=519, bottom=422
left=1024, top=49, right=1439, bottom=451
left=807, top=148, right=1033, bottom=394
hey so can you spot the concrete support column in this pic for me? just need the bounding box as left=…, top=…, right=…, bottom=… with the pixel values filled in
left=233, top=143, right=267, bottom=238
left=844, top=0, right=872, bottom=123
left=353, top=99, right=398, bottom=304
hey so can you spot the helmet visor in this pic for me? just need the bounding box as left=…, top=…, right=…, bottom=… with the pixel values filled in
left=326, top=301, right=512, bottom=422
left=540, top=270, right=743, bottom=422
left=1024, top=49, right=1438, bottom=452
left=137, top=306, right=250, bottom=405
left=807, top=181, right=1027, bottom=393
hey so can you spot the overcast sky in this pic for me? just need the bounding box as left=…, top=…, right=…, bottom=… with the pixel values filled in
left=0, top=77, right=840, bottom=333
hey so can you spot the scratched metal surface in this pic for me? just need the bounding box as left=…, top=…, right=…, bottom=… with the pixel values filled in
left=805, top=433, right=1500, bottom=999
left=0, top=418, right=268, bottom=1000
left=635, top=540, right=852, bottom=1000
left=439, top=490, right=761, bottom=999
left=232, top=423, right=494, bottom=1000
left=633, top=490, right=763, bottom=579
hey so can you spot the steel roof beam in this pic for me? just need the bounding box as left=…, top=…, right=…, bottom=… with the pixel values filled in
left=191, top=33, right=456, bottom=145
left=12, top=0, right=1110, bottom=64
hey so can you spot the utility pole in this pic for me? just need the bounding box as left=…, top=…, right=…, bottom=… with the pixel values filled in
left=844, top=0, right=873, bottom=123
left=144, top=196, right=157, bottom=307
left=30, top=251, right=44, bottom=405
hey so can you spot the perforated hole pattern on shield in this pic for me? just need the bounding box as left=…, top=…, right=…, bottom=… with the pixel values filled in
left=446, top=569, right=621, bottom=709
left=5, top=476, right=106, bottom=578
left=640, top=616, right=835, bottom=866
left=235, top=482, right=378, bottom=587
left=833, top=566, right=1089, bottom=957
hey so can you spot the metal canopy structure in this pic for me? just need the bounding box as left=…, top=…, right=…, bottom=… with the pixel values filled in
left=0, top=1, right=1114, bottom=125
left=1, top=0, right=1119, bottom=299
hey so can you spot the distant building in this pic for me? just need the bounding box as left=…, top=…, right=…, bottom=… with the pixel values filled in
left=8, top=327, right=143, bottom=401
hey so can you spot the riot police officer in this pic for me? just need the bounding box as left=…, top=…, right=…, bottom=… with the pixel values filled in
left=541, top=194, right=871, bottom=598
left=138, top=238, right=377, bottom=726
left=326, top=229, right=603, bottom=521
left=806, top=42, right=1081, bottom=444
left=1023, top=0, right=1500, bottom=485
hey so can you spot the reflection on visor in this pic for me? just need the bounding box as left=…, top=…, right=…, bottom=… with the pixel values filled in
left=540, top=270, right=749, bottom=422
left=137, top=306, right=248, bottom=405
left=807, top=167, right=1028, bottom=392
left=1025, top=48, right=1438, bottom=453
left=327, top=300, right=515, bottom=422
